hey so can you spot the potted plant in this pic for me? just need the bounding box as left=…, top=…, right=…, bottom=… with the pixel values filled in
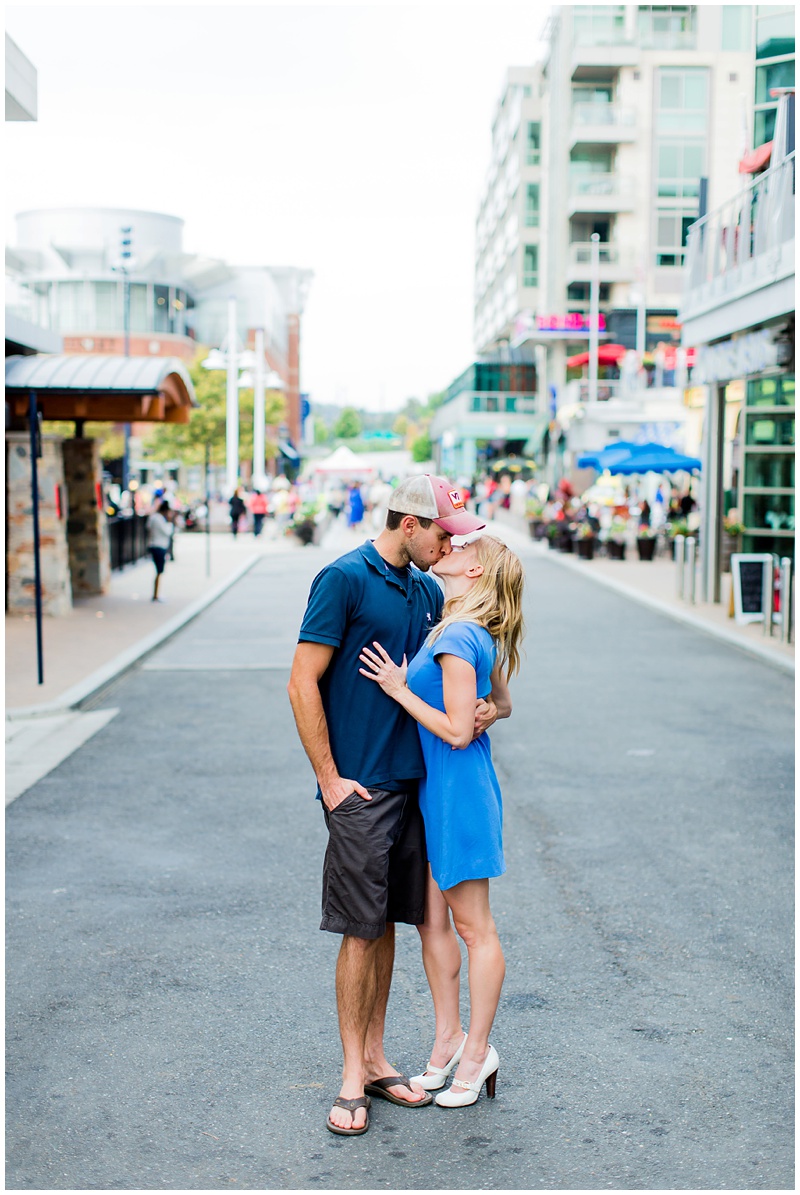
left=722, top=512, right=745, bottom=572
left=526, top=498, right=546, bottom=539
left=636, top=525, right=657, bottom=561
left=574, top=522, right=596, bottom=560
left=557, top=521, right=575, bottom=552
left=289, top=498, right=325, bottom=546
left=605, top=517, right=628, bottom=560
left=666, top=519, right=689, bottom=559
left=545, top=522, right=560, bottom=550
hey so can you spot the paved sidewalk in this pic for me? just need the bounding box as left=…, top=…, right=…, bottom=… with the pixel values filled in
left=5, top=528, right=304, bottom=714
left=489, top=512, right=795, bottom=675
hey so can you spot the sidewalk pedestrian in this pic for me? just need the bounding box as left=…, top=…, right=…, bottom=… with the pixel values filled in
left=249, top=489, right=269, bottom=537
left=229, top=488, right=246, bottom=537
left=146, top=499, right=173, bottom=602
left=346, top=481, right=365, bottom=529
left=359, top=533, right=525, bottom=1109
left=287, top=475, right=489, bottom=1137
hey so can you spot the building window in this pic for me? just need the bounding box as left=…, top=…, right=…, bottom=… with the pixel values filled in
left=154, top=284, right=171, bottom=333
left=572, top=5, right=626, bottom=46
left=638, top=6, right=697, bottom=50
left=754, top=50, right=795, bottom=144
left=525, top=183, right=540, bottom=226
left=130, top=283, right=149, bottom=332
left=93, top=281, right=119, bottom=331
left=526, top=122, right=540, bottom=165
left=755, top=5, right=795, bottom=59
left=656, top=67, right=709, bottom=134
left=656, top=139, right=705, bottom=199
left=655, top=211, right=695, bottom=266
left=722, top=5, right=754, bottom=51
left=523, top=245, right=538, bottom=287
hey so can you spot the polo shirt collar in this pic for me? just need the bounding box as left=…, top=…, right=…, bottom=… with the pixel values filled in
left=359, top=539, right=417, bottom=592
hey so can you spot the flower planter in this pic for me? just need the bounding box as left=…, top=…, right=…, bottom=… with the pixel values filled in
left=606, top=540, right=626, bottom=560
left=721, top=531, right=741, bottom=573
left=292, top=520, right=317, bottom=546
left=636, top=537, right=657, bottom=561
left=547, top=534, right=559, bottom=550
left=576, top=537, right=596, bottom=560
left=557, top=531, right=574, bottom=553
left=528, top=519, right=546, bottom=540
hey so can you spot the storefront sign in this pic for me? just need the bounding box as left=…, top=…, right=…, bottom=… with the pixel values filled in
left=536, top=314, right=607, bottom=332
left=731, top=553, right=774, bottom=625
left=693, top=329, right=779, bottom=383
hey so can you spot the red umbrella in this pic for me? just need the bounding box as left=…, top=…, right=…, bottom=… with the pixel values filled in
left=566, top=344, right=629, bottom=369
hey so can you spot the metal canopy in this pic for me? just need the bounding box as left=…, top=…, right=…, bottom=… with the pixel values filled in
left=4, top=354, right=197, bottom=424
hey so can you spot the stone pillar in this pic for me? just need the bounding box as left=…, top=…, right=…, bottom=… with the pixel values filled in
left=62, top=438, right=111, bottom=595
left=6, top=433, right=73, bottom=616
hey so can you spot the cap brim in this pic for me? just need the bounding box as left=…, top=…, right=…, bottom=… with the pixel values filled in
left=433, top=512, right=486, bottom=535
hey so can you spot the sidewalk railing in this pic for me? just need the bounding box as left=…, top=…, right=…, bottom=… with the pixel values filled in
left=107, top=514, right=150, bottom=571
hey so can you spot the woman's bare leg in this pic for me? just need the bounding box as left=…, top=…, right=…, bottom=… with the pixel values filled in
left=416, top=866, right=465, bottom=1071
left=444, top=878, right=504, bottom=1082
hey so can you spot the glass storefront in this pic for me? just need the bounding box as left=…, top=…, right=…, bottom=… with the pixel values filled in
left=741, top=371, right=795, bottom=559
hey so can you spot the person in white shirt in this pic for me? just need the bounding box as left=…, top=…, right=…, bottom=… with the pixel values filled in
left=146, top=500, right=173, bottom=602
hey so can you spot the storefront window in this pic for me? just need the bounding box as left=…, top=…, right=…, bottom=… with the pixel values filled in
left=129, top=284, right=148, bottom=332
left=745, top=412, right=795, bottom=445
left=743, top=492, right=794, bottom=529
left=93, top=281, right=119, bottom=331
left=744, top=453, right=794, bottom=488
left=747, top=374, right=795, bottom=406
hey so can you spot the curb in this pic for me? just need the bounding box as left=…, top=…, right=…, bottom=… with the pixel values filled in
left=6, top=554, right=263, bottom=721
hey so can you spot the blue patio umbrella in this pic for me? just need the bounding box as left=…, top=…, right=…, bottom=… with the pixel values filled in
left=609, top=448, right=702, bottom=476
left=575, top=441, right=642, bottom=470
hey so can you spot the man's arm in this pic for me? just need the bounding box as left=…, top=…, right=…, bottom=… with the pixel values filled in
left=287, top=641, right=371, bottom=810
left=472, top=663, right=512, bottom=738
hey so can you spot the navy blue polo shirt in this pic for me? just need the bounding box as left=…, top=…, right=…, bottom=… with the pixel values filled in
left=298, top=540, right=444, bottom=796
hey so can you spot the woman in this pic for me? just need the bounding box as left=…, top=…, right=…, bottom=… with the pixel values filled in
left=146, top=499, right=173, bottom=602
left=359, top=534, right=525, bottom=1108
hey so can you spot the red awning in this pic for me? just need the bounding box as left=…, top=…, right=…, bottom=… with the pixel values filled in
left=566, top=343, right=628, bottom=369
left=739, top=140, right=773, bottom=173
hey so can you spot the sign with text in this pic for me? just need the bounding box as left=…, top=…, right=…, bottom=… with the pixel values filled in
left=536, top=314, right=607, bottom=333
left=731, top=553, right=773, bottom=625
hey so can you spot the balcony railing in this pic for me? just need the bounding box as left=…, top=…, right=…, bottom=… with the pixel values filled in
left=571, top=102, right=635, bottom=129
left=568, top=173, right=634, bottom=206
left=683, top=152, right=795, bottom=317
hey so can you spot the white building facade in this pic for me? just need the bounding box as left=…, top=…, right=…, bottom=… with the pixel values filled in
left=480, top=5, right=756, bottom=482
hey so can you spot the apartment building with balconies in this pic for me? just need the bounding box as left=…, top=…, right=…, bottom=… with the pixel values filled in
left=535, top=6, right=754, bottom=396
left=473, top=66, right=543, bottom=355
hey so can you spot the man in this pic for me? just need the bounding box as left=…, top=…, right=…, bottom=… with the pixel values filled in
left=288, top=475, right=491, bottom=1136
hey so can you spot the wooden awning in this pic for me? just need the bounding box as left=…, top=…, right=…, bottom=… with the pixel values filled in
left=4, top=354, right=197, bottom=424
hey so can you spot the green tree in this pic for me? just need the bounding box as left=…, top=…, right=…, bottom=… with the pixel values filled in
left=314, top=416, right=330, bottom=445
left=411, top=433, right=432, bottom=463
left=143, top=352, right=286, bottom=468
left=333, top=406, right=362, bottom=440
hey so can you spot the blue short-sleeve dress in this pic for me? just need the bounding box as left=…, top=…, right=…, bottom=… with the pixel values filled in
left=406, top=621, right=505, bottom=891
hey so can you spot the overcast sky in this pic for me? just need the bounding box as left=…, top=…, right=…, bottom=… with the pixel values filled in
left=5, top=0, right=549, bottom=413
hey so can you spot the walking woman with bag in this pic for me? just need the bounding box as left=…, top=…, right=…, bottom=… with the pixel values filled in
left=359, top=533, right=525, bottom=1108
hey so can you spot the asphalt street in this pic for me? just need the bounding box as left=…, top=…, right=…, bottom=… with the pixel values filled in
left=6, top=538, right=794, bottom=1191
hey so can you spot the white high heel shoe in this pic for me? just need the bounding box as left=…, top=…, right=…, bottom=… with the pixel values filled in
left=410, top=1032, right=467, bottom=1091
left=434, top=1044, right=499, bottom=1107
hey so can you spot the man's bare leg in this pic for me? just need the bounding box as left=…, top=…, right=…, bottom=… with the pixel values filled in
left=331, top=935, right=380, bottom=1131
left=363, top=923, right=428, bottom=1103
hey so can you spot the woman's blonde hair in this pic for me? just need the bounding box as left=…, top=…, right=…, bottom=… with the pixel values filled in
left=428, top=535, right=525, bottom=678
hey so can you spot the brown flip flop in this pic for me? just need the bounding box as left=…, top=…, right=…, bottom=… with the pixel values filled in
left=326, top=1094, right=371, bottom=1136
left=364, top=1073, right=433, bottom=1107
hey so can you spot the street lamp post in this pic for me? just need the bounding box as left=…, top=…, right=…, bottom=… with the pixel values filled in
left=225, top=296, right=239, bottom=496
left=588, top=233, right=600, bottom=405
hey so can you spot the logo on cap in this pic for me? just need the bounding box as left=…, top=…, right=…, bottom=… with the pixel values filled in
left=448, top=490, right=465, bottom=510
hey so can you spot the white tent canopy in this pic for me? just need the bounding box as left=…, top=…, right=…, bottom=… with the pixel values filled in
left=312, top=445, right=376, bottom=478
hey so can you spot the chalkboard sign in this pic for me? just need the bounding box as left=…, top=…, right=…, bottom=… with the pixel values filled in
left=731, top=553, right=773, bottom=624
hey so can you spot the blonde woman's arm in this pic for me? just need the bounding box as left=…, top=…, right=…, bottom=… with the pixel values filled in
left=359, top=643, right=477, bottom=749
